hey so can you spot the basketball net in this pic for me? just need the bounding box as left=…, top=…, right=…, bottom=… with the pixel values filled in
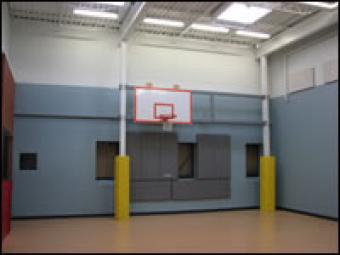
left=159, top=114, right=175, bottom=132
left=162, top=121, right=173, bottom=132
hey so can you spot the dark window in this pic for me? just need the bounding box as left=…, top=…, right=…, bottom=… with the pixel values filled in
left=178, top=143, right=195, bottom=178
left=2, top=130, right=13, bottom=179
left=246, top=144, right=262, bottom=177
left=96, top=141, right=119, bottom=180
left=20, top=153, right=37, bottom=170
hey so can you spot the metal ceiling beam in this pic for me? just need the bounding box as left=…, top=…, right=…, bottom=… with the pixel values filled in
left=179, top=2, right=223, bottom=37
left=133, top=33, right=254, bottom=56
left=119, top=2, right=146, bottom=42
left=255, top=10, right=338, bottom=58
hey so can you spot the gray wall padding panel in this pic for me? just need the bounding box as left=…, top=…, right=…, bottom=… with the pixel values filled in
left=271, top=82, right=338, bottom=219
left=160, top=133, right=178, bottom=180
left=131, top=181, right=171, bottom=201
left=173, top=179, right=230, bottom=200
left=128, top=132, right=231, bottom=201
left=127, top=132, right=177, bottom=180
left=127, top=133, right=142, bottom=180
left=197, top=134, right=231, bottom=179
left=141, top=133, right=161, bottom=179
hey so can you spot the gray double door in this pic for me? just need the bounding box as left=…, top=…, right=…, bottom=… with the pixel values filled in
left=127, top=132, right=231, bottom=201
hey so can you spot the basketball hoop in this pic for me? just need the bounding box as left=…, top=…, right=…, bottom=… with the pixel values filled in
left=134, top=86, right=192, bottom=127
left=159, top=114, right=176, bottom=132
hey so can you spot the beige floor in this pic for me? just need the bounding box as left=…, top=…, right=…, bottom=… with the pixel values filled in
left=2, top=210, right=338, bottom=253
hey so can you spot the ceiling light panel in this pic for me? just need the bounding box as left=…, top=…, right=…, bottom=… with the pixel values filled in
left=143, top=18, right=185, bottom=27
left=73, top=9, right=118, bottom=19
left=96, top=2, right=125, bottom=7
left=236, top=30, right=271, bottom=39
left=191, top=24, right=230, bottom=33
left=300, top=2, right=338, bottom=9
left=217, top=3, right=272, bottom=24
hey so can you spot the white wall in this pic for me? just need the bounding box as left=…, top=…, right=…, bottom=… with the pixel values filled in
left=128, top=44, right=259, bottom=94
left=10, top=19, right=260, bottom=94
left=268, top=27, right=338, bottom=98
left=10, top=20, right=120, bottom=87
left=2, top=2, right=11, bottom=58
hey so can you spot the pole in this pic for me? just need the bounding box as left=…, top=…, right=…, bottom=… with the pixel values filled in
left=115, top=41, right=130, bottom=220
left=119, top=41, right=127, bottom=156
left=260, top=55, right=276, bottom=212
left=261, top=56, right=270, bottom=156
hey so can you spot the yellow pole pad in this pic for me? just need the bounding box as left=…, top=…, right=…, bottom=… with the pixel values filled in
left=260, top=156, right=276, bottom=212
left=114, top=156, right=130, bottom=220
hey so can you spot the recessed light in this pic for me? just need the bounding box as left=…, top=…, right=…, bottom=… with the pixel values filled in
left=300, top=2, right=338, bottom=9
left=143, top=18, right=185, bottom=28
left=97, top=2, right=125, bottom=7
left=217, top=3, right=271, bottom=24
left=73, top=9, right=118, bottom=19
left=236, top=30, right=271, bottom=39
left=190, top=23, right=230, bottom=33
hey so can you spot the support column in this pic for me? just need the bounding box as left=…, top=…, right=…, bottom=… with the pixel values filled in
left=115, top=155, right=130, bottom=220
left=119, top=42, right=127, bottom=156
left=260, top=56, right=276, bottom=212
left=115, top=41, right=130, bottom=220
left=261, top=56, right=270, bottom=156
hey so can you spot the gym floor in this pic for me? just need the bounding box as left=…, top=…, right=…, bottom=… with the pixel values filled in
left=2, top=210, right=338, bottom=253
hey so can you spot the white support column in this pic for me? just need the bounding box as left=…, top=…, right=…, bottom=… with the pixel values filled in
left=283, top=54, right=289, bottom=101
left=261, top=56, right=271, bottom=156
left=119, top=41, right=127, bottom=156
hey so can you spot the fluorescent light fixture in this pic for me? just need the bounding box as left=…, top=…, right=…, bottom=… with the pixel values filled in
left=191, top=23, right=229, bottom=33
left=300, top=2, right=338, bottom=9
left=97, top=2, right=125, bottom=7
left=217, top=3, right=271, bottom=24
left=143, top=18, right=184, bottom=27
left=236, top=30, right=271, bottom=39
left=73, top=9, right=118, bottom=19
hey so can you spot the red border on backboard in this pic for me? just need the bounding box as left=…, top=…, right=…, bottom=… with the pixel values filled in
left=134, top=86, right=192, bottom=125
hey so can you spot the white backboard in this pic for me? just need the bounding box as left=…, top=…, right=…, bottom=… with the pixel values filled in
left=134, top=86, right=192, bottom=124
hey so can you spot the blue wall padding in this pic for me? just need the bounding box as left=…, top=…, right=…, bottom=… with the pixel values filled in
left=271, top=82, right=338, bottom=218
left=12, top=83, right=263, bottom=217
